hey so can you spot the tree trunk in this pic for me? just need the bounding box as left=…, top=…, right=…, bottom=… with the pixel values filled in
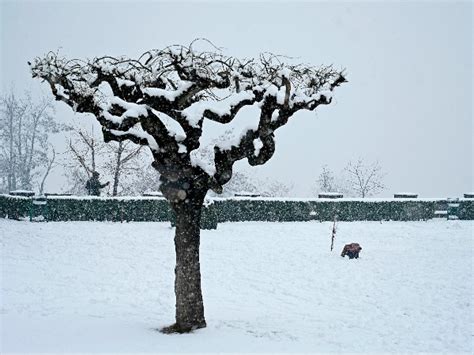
left=112, top=141, right=124, bottom=196
left=162, top=192, right=207, bottom=333
left=8, top=103, right=15, bottom=192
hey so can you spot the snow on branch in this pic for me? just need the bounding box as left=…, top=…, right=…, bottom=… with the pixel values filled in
left=30, top=41, right=346, bottom=193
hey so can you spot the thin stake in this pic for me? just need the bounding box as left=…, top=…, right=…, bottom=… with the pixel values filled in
left=330, top=215, right=337, bottom=251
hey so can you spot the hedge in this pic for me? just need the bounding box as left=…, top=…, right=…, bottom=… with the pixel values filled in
left=0, top=195, right=219, bottom=228
left=0, top=195, right=472, bottom=227
left=212, top=199, right=457, bottom=222
left=458, top=200, right=474, bottom=220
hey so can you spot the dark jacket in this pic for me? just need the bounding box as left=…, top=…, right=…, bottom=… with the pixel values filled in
left=86, top=175, right=108, bottom=196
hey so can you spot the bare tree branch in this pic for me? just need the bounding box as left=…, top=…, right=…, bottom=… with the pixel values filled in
left=39, top=146, right=56, bottom=195
left=68, top=139, right=93, bottom=176
left=344, top=159, right=385, bottom=198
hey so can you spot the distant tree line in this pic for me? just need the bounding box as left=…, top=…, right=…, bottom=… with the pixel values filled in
left=0, top=90, right=60, bottom=193
left=0, top=90, right=294, bottom=197
left=0, top=90, right=159, bottom=196
left=2, top=92, right=382, bottom=199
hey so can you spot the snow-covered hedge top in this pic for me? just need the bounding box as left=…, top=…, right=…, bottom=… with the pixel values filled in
left=0, top=194, right=465, bottom=203
left=211, top=196, right=457, bottom=202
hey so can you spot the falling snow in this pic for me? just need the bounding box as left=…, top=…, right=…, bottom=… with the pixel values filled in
left=1, top=219, right=471, bottom=353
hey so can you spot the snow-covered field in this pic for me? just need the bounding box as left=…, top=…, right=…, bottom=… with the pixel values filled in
left=1, top=219, right=472, bottom=353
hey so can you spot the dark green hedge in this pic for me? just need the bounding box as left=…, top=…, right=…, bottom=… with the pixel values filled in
left=213, top=199, right=450, bottom=222
left=0, top=195, right=218, bottom=228
left=45, top=198, right=172, bottom=222
left=0, top=195, right=172, bottom=222
left=0, top=195, right=31, bottom=220
left=458, top=200, right=474, bottom=220
left=0, top=195, right=472, bottom=224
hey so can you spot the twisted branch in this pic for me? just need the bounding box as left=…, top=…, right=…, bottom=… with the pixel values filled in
left=30, top=41, right=346, bottom=194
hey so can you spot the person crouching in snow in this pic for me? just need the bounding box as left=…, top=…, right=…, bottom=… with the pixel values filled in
left=341, top=243, right=362, bottom=259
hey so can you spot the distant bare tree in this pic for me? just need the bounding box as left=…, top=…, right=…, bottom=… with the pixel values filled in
left=207, top=170, right=293, bottom=198
left=38, top=146, right=57, bottom=195
left=343, top=159, right=385, bottom=198
left=260, top=178, right=294, bottom=197
left=65, top=126, right=145, bottom=196
left=216, top=171, right=259, bottom=196
left=103, top=140, right=144, bottom=196
left=64, top=127, right=103, bottom=194
left=317, top=164, right=338, bottom=193
left=131, top=163, right=161, bottom=195
left=132, top=164, right=162, bottom=195
left=0, top=90, right=59, bottom=193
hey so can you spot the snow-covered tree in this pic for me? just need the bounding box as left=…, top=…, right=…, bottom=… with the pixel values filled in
left=30, top=42, right=346, bottom=333
left=343, top=159, right=385, bottom=198
left=0, top=90, right=59, bottom=193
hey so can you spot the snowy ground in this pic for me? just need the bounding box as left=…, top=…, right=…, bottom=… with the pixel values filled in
left=1, top=219, right=472, bottom=354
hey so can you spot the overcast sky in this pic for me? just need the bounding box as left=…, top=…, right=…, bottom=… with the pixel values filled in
left=1, top=0, right=472, bottom=197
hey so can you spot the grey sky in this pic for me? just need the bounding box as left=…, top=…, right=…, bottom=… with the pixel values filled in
left=1, top=0, right=472, bottom=197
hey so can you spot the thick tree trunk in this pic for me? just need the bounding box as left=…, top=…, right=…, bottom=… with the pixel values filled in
left=162, top=192, right=207, bottom=333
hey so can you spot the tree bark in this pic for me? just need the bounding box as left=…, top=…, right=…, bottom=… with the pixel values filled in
left=162, top=192, right=207, bottom=333
left=8, top=102, right=16, bottom=191
left=112, top=141, right=124, bottom=196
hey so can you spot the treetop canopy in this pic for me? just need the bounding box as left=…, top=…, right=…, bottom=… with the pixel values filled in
left=30, top=41, right=346, bottom=195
